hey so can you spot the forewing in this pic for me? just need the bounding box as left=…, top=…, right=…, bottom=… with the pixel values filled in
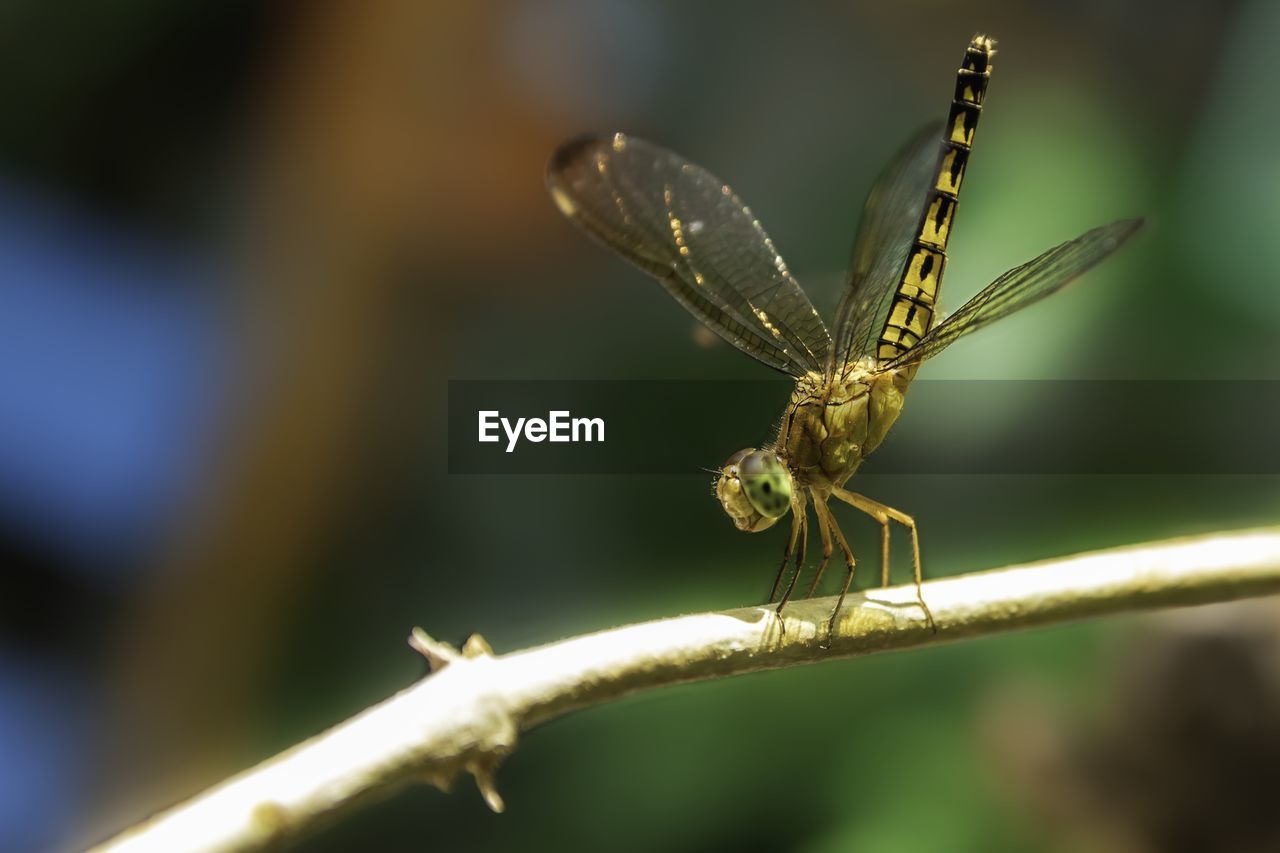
left=828, top=123, right=944, bottom=374
left=885, top=219, right=1145, bottom=369
left=547, top=133, right=830, bottom=377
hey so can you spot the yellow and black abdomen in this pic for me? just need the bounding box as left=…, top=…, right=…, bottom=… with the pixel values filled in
left=876, top=35, right=995, bottom=362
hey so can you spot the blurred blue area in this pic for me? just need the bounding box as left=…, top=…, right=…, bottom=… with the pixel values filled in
left=0, top=653, right=88, bottom=852
left=0, top=183, right=226, bottom=569
left=0, top=183, right=229, bottom=851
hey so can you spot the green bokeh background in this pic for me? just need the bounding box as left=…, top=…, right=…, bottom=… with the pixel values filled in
left=315, top=3, right=1280, bottom=849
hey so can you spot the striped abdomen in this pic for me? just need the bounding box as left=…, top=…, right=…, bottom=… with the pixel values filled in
left=876, top=34, right=996, bottom=362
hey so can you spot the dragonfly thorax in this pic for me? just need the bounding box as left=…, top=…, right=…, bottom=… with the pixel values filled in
left=712, top=367, right=913, bottom=534
left=771, top=368, right=913, bottom=494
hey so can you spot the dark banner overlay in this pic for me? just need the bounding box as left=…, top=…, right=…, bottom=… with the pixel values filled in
left=448, top=380, right=1280, bottom=475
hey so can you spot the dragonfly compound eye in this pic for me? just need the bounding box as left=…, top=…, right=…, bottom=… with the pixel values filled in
left=738, top=451, right=792, bottom=518
left=714, top=448, right=791, bottom=533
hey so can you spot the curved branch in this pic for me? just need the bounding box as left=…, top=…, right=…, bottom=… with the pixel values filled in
left=92, top=527, right=1280, bottom=853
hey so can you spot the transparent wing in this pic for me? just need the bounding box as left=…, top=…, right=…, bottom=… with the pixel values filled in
left=885, top=219, right=1145, bottom=369
left=827, top=123, right=944, bottom=375
left=547, top=133, right=830, bottom=377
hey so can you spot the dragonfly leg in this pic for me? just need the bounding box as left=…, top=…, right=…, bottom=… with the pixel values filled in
left=767, top=511, right=800, bottom=603
left=880, top=521, right=891, bottom=587
left=762, top=484, right=803, bottom=596
left=831, top=487, right=936, bottom=632
left=773, top=492, right=810, bottom=619
left=816, top=500, right=857, bottom=636
left=804, top=493, right=834, bottom=597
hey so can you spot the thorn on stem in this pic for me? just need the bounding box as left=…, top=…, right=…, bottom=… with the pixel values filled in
left=469, top=759, right=506, bottom=813
left=409, top=629, right=497, bottom=672
left=408, top=628, right=461, bottom=672
left=462, top=633, right=495, bottom=659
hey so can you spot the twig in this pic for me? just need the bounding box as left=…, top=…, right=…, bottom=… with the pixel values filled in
left=91, top=527, right=1280, bottom=853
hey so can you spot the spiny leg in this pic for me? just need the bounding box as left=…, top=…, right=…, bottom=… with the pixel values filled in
left=831, top=486, right=919, bottom=585
left=880, top=521, right=891, bottom=587
left=767, top=511, right=802, bottom=603
left=831, top=486, right=936, bottom=631
left=814, top=499, right=857, bottom=635
left=804, top=493, right=834, bottom=597
left=774, top=496, right=810, bottom=616
left=767, top=489, right=808, bottom=604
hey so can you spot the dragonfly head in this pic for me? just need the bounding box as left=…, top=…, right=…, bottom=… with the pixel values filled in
left=715, top=448, right=793, bottom=532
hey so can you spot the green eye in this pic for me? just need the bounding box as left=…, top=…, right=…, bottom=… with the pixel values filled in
left=737, top=451, right=792, bottom=518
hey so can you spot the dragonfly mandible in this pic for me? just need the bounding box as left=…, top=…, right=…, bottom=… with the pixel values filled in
left=546, top=34, right=1143, bottom=634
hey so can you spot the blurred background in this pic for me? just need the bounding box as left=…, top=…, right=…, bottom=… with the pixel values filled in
left=2, top=1, right=1279, bottom=851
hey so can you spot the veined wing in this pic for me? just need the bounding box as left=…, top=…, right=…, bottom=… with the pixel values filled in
left=827, top=123, right=944, bottom=376
left=884, top=219, right=1145, bottom=369
left=547, top=133, right=830, bottom=377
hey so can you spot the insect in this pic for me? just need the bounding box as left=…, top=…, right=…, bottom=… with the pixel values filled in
left=546, top=35, right=1143, bottom=633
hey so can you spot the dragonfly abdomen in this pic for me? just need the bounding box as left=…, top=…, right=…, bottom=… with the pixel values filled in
left=876, top=34, right=996, bottom=362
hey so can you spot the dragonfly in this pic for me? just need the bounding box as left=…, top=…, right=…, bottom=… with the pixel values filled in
left=546, top=34, right=1143, bottom=634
